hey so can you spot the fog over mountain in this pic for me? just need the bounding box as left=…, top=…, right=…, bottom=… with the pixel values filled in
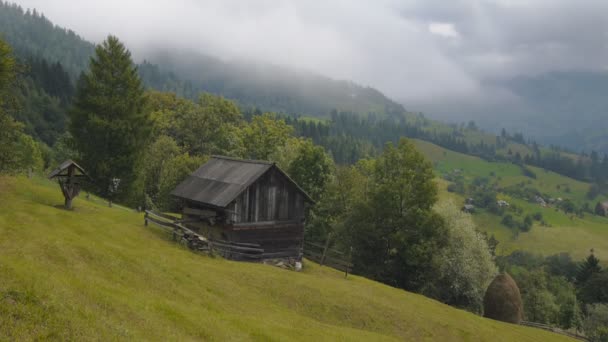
left=10, top=0, right=608, bottom=141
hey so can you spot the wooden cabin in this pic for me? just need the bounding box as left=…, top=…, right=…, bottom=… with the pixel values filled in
left=170, top=156, right=313, bottom=259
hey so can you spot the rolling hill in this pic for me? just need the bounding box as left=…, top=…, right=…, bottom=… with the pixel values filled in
left=0, top=175, right=574, bottom=341
left=0, top=2, right=405, bottom=120
left=415, top=139, right=608, bottom=262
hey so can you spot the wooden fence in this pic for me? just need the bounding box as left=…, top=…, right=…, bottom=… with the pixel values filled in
left=520, top=321, right=588, bottom=341
left=144, top=210, right=300, bottom=261
left=303, top=240, right=353, bottom=277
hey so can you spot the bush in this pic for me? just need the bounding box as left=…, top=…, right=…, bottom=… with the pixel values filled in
left=522, top=166, right=537, bottom=179
left=434, top=201, right=498, bottom=313
left=583, top=304, right=608, bottom=342
left=483, top=273, right=523, bottom=324
left=501, top=214, right=515, bottom=228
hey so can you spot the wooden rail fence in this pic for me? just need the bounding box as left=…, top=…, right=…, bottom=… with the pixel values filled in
left=303, top=240, right=353, bottom=277
left=144, top=210, right=300, bottom=261
left=520, top=321, right=588, bottom=341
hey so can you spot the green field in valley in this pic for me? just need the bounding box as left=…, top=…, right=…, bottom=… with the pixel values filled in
left=416, top=139, right=608, bottom=262
left=0, top=175, right=575, bottom=341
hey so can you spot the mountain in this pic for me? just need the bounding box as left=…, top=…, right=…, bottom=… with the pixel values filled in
left=500, top=71, right=608, bottom=153
left=0, top=2, right=405, bottom=120
left=141, top=49, right=406, bottom=117
left=456, top=71, right=608, bottom=154
left=0, top=1, right=94, bottom=77
left=0, top=175, right=573, bottom=341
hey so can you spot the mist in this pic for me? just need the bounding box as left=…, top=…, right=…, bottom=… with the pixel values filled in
left=10, top=0, right=608, bottom=123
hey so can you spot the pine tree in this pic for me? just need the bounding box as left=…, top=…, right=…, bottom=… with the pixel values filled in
left=69, top=35, right=150, bottom=199
left=576, top=250, right=601, bottom=285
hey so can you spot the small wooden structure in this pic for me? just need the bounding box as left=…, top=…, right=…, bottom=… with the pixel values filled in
left=48, top=160, right=89, bottom=209
left=170, top=156, right=314, bottom=260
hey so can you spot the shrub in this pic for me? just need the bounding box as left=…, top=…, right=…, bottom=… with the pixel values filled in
left=483, top=273, right=523, bottom=324
left=583, top=304, right=608, bottom=342
left=501, top=214, right=515, bottom=228
left=434, top=201, right=498, bottom=313
left=522, top=166, right=537, bottom=179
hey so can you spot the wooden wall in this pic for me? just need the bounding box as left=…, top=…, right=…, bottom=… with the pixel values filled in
left=227, top=168, right=305, bottom=224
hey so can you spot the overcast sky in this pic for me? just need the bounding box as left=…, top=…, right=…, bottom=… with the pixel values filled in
left=11, top=0, right=608, bottom=119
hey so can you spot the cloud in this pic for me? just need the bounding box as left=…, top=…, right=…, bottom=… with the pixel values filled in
left=10, top=0, right=608, bottom=120
left=428, top=22, right=460, bottom=39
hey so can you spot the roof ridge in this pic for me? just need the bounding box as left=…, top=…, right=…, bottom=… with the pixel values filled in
left=211, top=155, right=274, bottom=165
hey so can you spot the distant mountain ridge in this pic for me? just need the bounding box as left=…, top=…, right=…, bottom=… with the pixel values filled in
left=499, top=71, right=608, bottom=153
left=0, top=1, right=94, bottom=76
left=5, top=1, right=608, bottom=155
left=0, top=1, right=405, bottom=119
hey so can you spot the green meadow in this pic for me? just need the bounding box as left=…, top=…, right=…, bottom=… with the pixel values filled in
left=417, top=139, right=608, bottom=261
left=0, top=175, right=573, bottom=341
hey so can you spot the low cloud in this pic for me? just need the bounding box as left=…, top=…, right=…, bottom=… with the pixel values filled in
left=11, top=0, right=608, bottom=120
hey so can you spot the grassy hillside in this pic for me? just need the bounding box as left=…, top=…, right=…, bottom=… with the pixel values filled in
left=416, top=139, right=608, bottom=261
left=0, top=176, right=573, bottom=341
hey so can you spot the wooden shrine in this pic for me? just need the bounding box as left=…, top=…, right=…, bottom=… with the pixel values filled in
left=48, top=160, right=89, bottom=209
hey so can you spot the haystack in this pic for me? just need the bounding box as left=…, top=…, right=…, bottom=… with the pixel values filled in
left=483, top=272, right=523, bottom=324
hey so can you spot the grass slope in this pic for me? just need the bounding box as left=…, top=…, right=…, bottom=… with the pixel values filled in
left=415, top=139, right=608, bottom=261
left=0, top=176, right=573, bottom=341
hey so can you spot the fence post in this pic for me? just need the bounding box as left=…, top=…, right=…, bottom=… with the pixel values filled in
left=345, top=246, right=353, bottom=278
left=320, top=233, right=332, bottom=266
left=144, top=211, right=148, bottom=226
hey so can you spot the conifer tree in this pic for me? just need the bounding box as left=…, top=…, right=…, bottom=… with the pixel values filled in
left=69, top=35, right=150, bottom=199
left=576, top=250, right=601, bottom=285
left=0, top=38, right=22, bottom=173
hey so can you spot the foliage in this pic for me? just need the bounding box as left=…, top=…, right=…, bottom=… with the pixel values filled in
left=0, top=113, right=25, bottom=173
left=241, top=113, right=293, bottom=160
left=156, top=153, right=207, bottom=211
left=146, top=91, right=244, bottom=157
left=514, top=268, right=581, bottom=328
left=545, top=253, right=578, bottom=281
left=50, top=132, right=80, bottom=165
left=348, top=138, right=447, bottom=293
left=577, top=252, right=602, bottom=285
left=178, top=94, right=242, bottom=156
left=0, top=2, right=94, bottom=76
left=578, top=271, right=608, bottom=305
left=583, top=304, right=608, bottom=342
left=0, top=38, right=43, bottom=174
left=69, top=35, right=151, bottom=199
left=304, top=163, right=368, bottom=244
left=286, top=139, right=334, bottom=201
left=140, top=135, right=181, bottom=208
left=434, top=201, right=498, bottom=313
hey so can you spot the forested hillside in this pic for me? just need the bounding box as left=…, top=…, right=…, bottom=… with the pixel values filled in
left=0, top=2, right=404, bottom=121
left=0, top=2, right=94, bottom=76
left=140, top=50, right=406, bottom=117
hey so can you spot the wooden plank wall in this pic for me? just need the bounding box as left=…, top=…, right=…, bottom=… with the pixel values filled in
left=228, top=168, right=305, bottom=224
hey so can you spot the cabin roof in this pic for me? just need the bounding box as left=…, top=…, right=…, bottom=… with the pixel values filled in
left=170, top=155, right=313, bottom=208
left=48, top=159, right=89, bottom=179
